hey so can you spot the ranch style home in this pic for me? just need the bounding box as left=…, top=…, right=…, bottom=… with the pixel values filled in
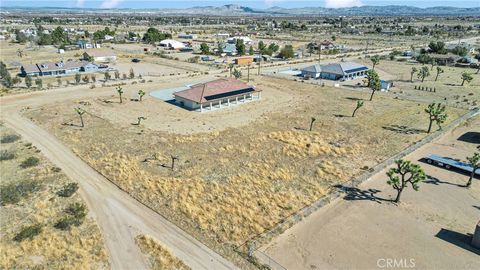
left=174, top=78, right=261, bottom=112
left=301, top=62, right=369, bottom=81
left=20, top=60, right=98, bottom=77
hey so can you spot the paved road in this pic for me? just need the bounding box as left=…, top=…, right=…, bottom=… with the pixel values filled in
left=1, top=86, right=238, bottom=270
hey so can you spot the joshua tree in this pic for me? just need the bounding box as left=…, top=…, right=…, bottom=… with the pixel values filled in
left=57, top=77, right=62, bottom=86
left=17, top=49, right=24, bottom=58
left=461, top=72, right=473, bottom=86
left=410, top=67, right=418, bottom=82
left=114, top=70, right=120, bottom=80
left=91, top=74, right=96, bottom=82
left=134, top=116, right=146, bottom=125
left=430, top=59, right=436, bottom=70
left=25, top=76, right=32, bottom=88
left=138, top=90, right=146, bottom=101
left=12, top=76, right=21, bottom=87
left=74, top=107, right=86, bottom=127
left=74, top=73, right=81, bottom=84
left=116, top=86, right=124, bottom=103
left=82, top=75, right=89, bottom=84
left=352, top=100, right=364, bottom=117
left=366, top=70, right=381, bottom=101
left=435, top=66, right=444, bottom=81
left=425, top=103, right=447, bottom=133
left=417, top=66, right=430, bottom=82
left=309, top=117, right=316, bottom=131
left=370, top=55, right=380, bottom=70
left=465, top=152, right=479, bottom=188
left=170, top=155, right=178, bottom=170
left=232, top=68, right=241, bottom=79
left=229, top=63, right=234, bottom=77
left=129, top=68, right=135, bottom=79
left=387, top=159, right=426, bottom=203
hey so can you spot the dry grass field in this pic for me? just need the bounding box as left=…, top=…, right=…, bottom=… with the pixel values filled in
left=136, top=235, right=190, bottom=270
left=24, top=75, right=466, bottom=262
left=0, top=125, right=110, bottom=269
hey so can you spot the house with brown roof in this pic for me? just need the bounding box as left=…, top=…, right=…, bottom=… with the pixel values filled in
left=83, top=49, right=117, bottom=63
left=173, top=78, right=261, bottom=112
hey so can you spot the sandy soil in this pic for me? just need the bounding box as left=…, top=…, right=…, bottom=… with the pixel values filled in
left=263, top=115, right=480, bottom=270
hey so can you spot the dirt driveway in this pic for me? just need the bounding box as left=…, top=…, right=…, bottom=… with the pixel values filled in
left=263, top=115, right=480, bottom=270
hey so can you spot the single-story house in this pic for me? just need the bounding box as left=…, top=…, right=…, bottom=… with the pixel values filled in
left=83, top=49, right=117, bottom=63
left=300, top=64, right=322, bottom=79
left=174, top=78, right=262, bottom=112
left=159, top=39, right=185, bottom=50
left=20, top=60, right=97, bottom=77
left=227, top=36, right=253, bottom=45
left=301, top=62, right=369, bottom=81
left=178, top=33, right=197, bottom=39
left=222, top=43, right=237, bottom=56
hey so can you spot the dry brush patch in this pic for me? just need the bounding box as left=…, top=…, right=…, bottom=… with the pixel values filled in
left=0, top=126, right=110, bottom=270
left=135, top=235, right=190, bottom=270
left=24, top=76, right=466, bottom=264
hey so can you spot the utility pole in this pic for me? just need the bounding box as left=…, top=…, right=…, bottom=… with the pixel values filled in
left=247, top=63, right=250, bottom=82
left=318, top=42, right=322, bottom=64
left=257, top=58, right=261, bottom=75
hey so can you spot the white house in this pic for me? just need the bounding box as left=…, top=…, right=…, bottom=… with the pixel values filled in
left=83, top=49, right=117, bottom=63
left=159, top=39, right=185, bottom=50
left=227, top=36, right=253, bottom=45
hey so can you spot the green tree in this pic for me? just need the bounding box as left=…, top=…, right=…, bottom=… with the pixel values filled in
left=104, top=71, right=111, bottom=81
left=82, top=75, right=89, bottom=84
left=74, top=107, right=86, bottom=127
left=417, top=66, right=430, bottom=82
left=217, top=43, right=223, bottom=54
left=366, top=70, right=381, bottom=101
left=461, top=72, right=473, bottom=86
left=435, top=67, right=444, bottom=81
left=410, top=67, right=418, bottom=82
left=200, top=43, right=210, bottom=55
left=142, top=28, right=171, bottom=44
left=236, top=39, right=246, bottom=56
left=91, top=74, right=96, bottom=82
left=387, top=159, right=426, bottom=203
left=229, top=63, right=234, bottom=77
left=114, top=70, right=120, bottom=80
left=425, top=103, right=447, bottom=133
left=465, top=152, right=479, bottom=188
left=232, top=68, right=241, bottom=79
left=12, top=76, right=21, bottom=87
left=138, top=90, right=145, bottom=101
left=74, top=73, right=81, bottom=84
left=428, top=41, right=446, bottom=54
left=352, top=100, right=364, bottom=117
left=129, top=68, right=135, bottom=79
left=370, top=55, right=380, bottom=70
left=25, top=76, right=32, bottom=88
left=248, top=45, right=254, bottom=55
left=258, top=40, right=266, bottom=51
left=116, top=86, right=124, bottom=103
left=268, top=43, right=279, bottom=53
left=35, top=78, right=43, bottom=89
left=279, top=45, right=294, bottom=59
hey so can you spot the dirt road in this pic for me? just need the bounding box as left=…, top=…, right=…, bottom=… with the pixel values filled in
left=1, top=88, right=238, bottom=269
left=263, top=115, right=480, bottom=270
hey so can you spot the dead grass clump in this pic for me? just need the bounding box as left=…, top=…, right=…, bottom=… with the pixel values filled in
left=135, top=235, right=190, bottom=270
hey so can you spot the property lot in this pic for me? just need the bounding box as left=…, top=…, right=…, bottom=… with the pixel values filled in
left=24, top=74, right=466, bottom=264
left=263, top=116, right=480, bottom=270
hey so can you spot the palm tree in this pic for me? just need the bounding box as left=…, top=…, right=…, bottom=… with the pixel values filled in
left=138, top=90, right=146, bottom=101
left=74, top=107, right=86, bottom=127
left=116, top=86, right=124, bottom=103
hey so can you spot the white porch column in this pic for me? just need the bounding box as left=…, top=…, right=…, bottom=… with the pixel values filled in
left=236, top=96, right=238, bottom=104
left=200, top=103, right=203, bottom=112
left=219, top=100, right=222, bottom=108
left=243, top=95, right=246, bottom=102
left=210, top=102, right=212, bottom=110
left=228, top=98, right=230, bottom=106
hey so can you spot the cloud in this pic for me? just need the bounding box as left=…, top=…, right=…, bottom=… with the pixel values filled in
left=101, top=0, right=122, bottom=9
left=325, top=0, right=363, bottom=8
left=264, top=0, right=285, bottom=7
left=76, top=0, right=85, bottom=8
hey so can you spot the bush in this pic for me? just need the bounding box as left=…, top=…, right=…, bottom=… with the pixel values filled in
left=20, top=156, right=40, bottom=168
left=1, top=134, right=20, bottom=143
left=0, top=149, right=15, bottom=161
left=13, top=223, right=43, bottom=242
left=0, top=180, right=41, bottom=205
left=54, top=202, right=87, bottom=230
left=56, top=183, right=79, bottom=197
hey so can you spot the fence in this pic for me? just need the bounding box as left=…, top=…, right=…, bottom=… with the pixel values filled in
left=236, top=107, right=479, bottom=270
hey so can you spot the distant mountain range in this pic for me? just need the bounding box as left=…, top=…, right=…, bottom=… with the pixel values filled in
left=2, top=4, right=480, bottom=16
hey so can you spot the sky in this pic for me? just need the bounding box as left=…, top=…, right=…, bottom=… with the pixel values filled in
left=1, top=0, right=479, bottom=9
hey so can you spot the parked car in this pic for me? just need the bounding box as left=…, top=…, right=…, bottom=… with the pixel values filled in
left=132, top=58, right=141, bottom=63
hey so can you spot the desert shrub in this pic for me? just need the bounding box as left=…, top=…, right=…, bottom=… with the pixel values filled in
left=56, top=183, right=79, bottom=197
left=19, top=156, right=40, bottom=168
left=54, top=202, right=87, bottom=230
left=13, top=223, right=43, bottom=242
left=0, top=149, right=15, bottom=161
left=0, top=134, right=20, bottom=143
left=0, top=180, right=41, bottom=205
